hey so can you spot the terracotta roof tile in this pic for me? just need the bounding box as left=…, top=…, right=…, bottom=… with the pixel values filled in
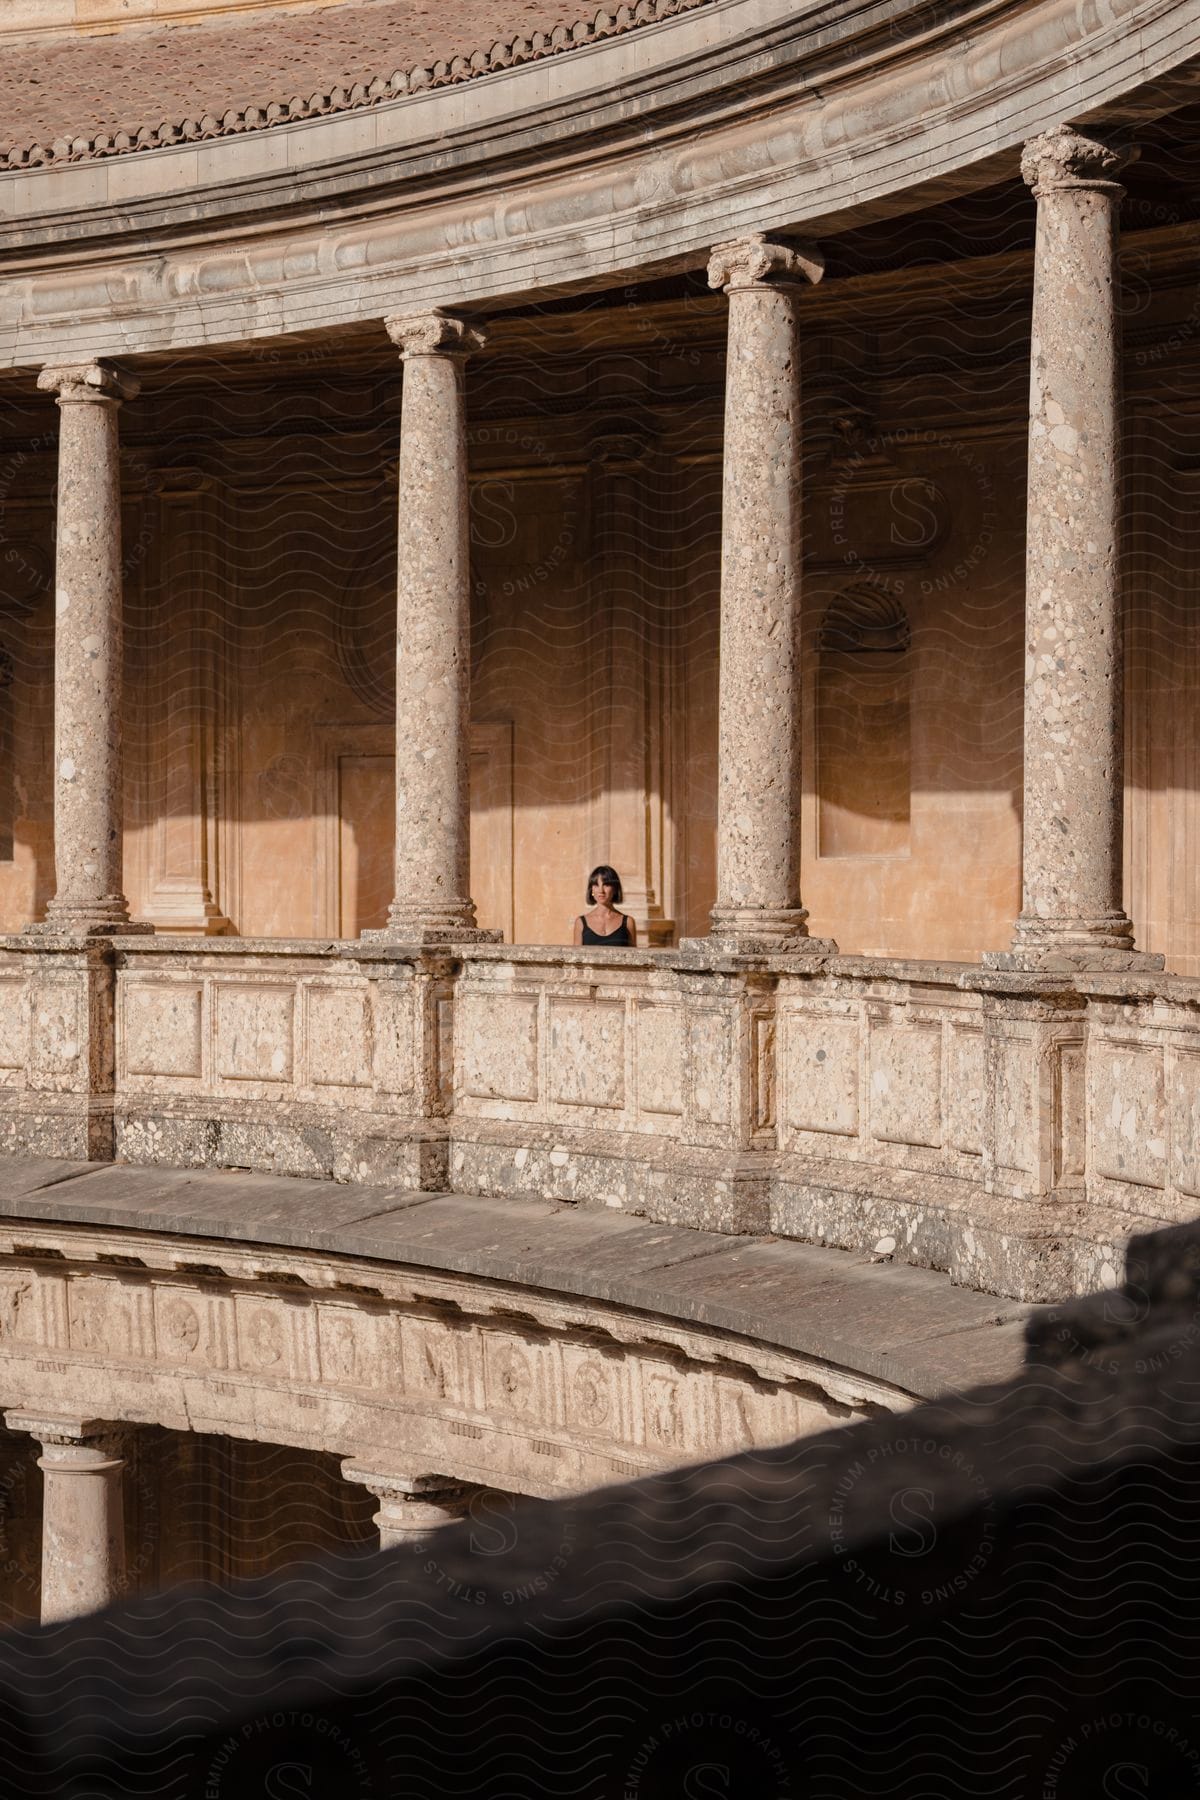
left=0, top=0, right=699, bottom=162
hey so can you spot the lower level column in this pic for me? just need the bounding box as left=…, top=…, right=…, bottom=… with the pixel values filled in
left=342, top=1463, right=471, bottom=1550
left=4, top=1411, right=128, bottom=1622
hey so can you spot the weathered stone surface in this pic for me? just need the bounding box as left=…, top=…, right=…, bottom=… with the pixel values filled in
left=377, top=313, right=495, bottom=944
left=993, top=128, right=1161, bottom=974
left=0, top=938, right=1192, bottom=1300
left=341, top=1464, right=472, bottom=1549
left=31, top=364, right=145, bottom=938
left=0, top=0, right=1184, bottom=371
left=3, top=1411, right=129, bottom=1623
left=701, top=236, right=834, bottom=954
left=0, top=1158, right=1026, bottom=1412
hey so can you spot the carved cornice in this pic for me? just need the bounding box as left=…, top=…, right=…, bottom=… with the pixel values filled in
left=36, top=360, right=140, bottom=405
left=0, top=0, right=718, bottom=170
left=385, top=311, right=486, bottom=359
left=707, top=234, right=824, bottom=293
left=1020, top=123, right=1133, bottom=196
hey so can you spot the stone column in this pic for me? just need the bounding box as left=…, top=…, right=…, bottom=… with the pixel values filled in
left=341, top=1463, right=470, bottom=1550
left=701, top=236, right=835, bottom=954
left=996, top=125, right=1159, bottom=971
left=4, top=1412, right=128, bottom=1623
left=33, top=361, right=148, bottom=935
left=379, top=312, right=496, bottom=943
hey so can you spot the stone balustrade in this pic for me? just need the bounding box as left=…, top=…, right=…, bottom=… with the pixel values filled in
left=0, top=934, right=1185, bottom=1302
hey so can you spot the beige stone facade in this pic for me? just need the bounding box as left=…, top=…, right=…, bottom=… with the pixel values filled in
left=0, top=0, right=1196, bottom=1618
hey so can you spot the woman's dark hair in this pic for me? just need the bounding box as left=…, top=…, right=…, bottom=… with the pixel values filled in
left=586, top=865, right=623, bottom=905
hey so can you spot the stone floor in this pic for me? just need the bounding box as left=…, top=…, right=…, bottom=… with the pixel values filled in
left=0, top=1156, right=1033, bottom=1399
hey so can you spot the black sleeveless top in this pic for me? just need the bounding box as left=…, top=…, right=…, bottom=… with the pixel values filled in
left=580, top=914, right=632, bottom=946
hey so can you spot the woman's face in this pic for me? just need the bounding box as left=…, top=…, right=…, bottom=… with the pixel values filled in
left=591, top=876, right=615, bottom=904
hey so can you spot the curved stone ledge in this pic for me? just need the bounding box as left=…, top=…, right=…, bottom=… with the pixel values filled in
left=0, top=0, right=1195, bottom=364
left=0, top=1157, right=1027, bottom=1482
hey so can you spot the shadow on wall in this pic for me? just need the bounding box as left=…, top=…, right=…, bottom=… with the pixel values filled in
left=3, top=1219, right=1200, bottom=1794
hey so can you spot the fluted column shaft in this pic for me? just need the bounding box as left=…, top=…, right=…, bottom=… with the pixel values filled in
left=5, top=1412, right=127, bottom=1622
left=704, top=236, right=834, bottom=954
left=1003, top=126, right=1158, bottom=971
left=381, top=311, right=493, bottom=942
left=35, top=362, right=142, bottom=934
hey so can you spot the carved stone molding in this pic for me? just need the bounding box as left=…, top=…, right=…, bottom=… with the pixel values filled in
left=0, top=1221, right=887, bottom=1499
left=707, top=234, right=824, bottom=293
left=1020, top=123, right=1132, bottom=196
left=36, top=361, right=140, bottom=405
left=384, top=311, right=487, bottom=359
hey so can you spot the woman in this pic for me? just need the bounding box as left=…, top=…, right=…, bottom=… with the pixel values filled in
left=573, top=865, right=637, bottom=947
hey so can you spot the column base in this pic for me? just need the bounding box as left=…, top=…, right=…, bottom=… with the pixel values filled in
left=630, top=911, right=675, bottom=948
left=27, top=902, right=153, bottom=938
left=987, top=916, right=1163, bottom=973
left=682, top=906, right=836, bottom=957
left=615, top=884, right=675, bottom=948
left=985, top=948, right=1165, bottom=973
left=366, top=899, right=501, bottom=945
left=361, top=925, right=504, bottom=946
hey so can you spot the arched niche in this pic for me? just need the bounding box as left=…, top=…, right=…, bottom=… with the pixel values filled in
left=817, top=586, right=911, bottom=858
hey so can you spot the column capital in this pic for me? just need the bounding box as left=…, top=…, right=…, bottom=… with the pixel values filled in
left=707, top=233, right=824, bottom=294
left=4, top=1411, right=132, bottom=1460
left=342, top=1462, right=473, bottom=1547
left=37, top=360, right=140, bottom=405
left=384, top=309, right=486, bottom=359
left=341, top=1463, right=466, bottom=1504
left=1020, top=124, right=1134, bottom=197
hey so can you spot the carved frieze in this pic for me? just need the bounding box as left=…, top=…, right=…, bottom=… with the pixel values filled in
left=0, top=1221, right=890, bottom=1498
